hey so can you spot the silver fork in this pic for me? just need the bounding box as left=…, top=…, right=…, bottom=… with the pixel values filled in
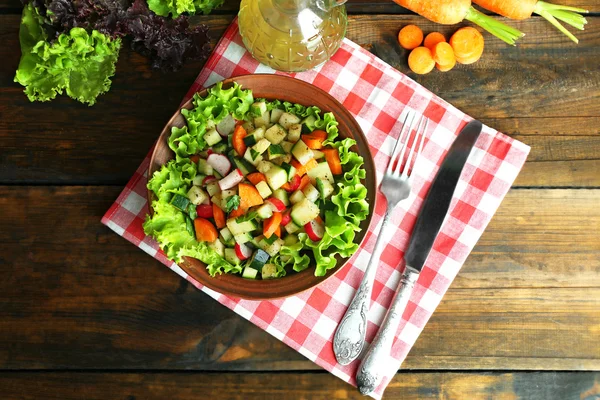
left=333, top=111, right=428, bottom=365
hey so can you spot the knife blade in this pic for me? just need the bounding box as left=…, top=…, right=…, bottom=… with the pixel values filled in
left=356, top=119, right=483, bottom=396
left=404, top=119, right=483, bottom=272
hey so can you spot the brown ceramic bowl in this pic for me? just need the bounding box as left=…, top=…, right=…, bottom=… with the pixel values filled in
left=148, top=75, right=376, bottom=300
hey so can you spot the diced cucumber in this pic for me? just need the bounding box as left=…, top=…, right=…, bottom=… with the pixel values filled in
left=244, top=147, right=263, bottom=166
left=301, top=115, right=317, bottom=133
left=251, top=127, right=265, bottom=140
left=220, top=227, right=235, bottom=247
left=243, top=134, right=259, bottom=147
left=279, top=112, right=301, bottom=130
left=224, top=248, right=242, bottom=265
left=204, top=128, right=222, bottom=146
left=197, top=158, right=213, bottom=175
left=284, top=221, right=301, bottom=234
left=316, top=178, right=335, bottom=199
left=255, top=181, right=272, bottom=199
left=209, top=239, right=225, bottom=257
left=265, top=124, right=287, bottom=145
left=206, top=181, right=221, bottom=197
left=280, top=141, right=294, bottom=153
left=192, top=174, right=206, bottom=186
left=283, top=234, right=299, bottom=246
left=263, top=238, right=284, bottom=257
left=267, top=144, right=286, bottom=160
left=206, top=119, right=216, bottom=131
left=289, top=190, right=306, bottom=204
left=261, top=234, right=278, bottom=245
left=270, top=108, right=284, bottom=123
left=242, top=121, right=254, bottom=132
left=256, top=203, right=273, bottom=219
left=280, top=162, right=297, bottom=181
left=254, top=110, right=270, bottom=128
left=221, top=189, right=237, bottom=199
left=272, top=189, right=290, bottom=206
left=234, top=232, right=253, bottom=245
left=227, top=218, right=258, bottom=235
left=232, top=157, right=256, bottom=176
left=291, top=139, right=314, bottom=165
left=171, top=193, right=190, bottom=212
left=287, top=123, right=302, bottom=142
left=302, top=183, right=320, bottom=202
left=242, top=266, right=259, bottom=279
left=311, top=149, right=325, bottom=159
left=261, top=263, right=278, bottom=279
left=253, top=138, right=271, bottom=154
left=280, top=154, right=292, bottom=164
left=211, top=193, right=224, bottom=210
left=212, top=142, right=228, bottom=154
left=307, top=161, right=335, bottom=185
left=185, top=215, right=195, bottom=237
left=290, top=198, right=320, bottom=227
left=187, top=186, right=208, bottom=205
left=256, top=161, right=273, bottom=174
left=264, top=163, right=288, bottom=191
left=248, top=249, right=270, bottom=270
left=251, top=101, right=268, bottom=115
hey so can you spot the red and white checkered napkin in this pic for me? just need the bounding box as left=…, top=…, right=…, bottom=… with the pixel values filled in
left=102, top=19, right=530, bottom=398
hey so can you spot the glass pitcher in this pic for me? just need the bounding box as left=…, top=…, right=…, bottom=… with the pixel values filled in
left=238, top=0, right=348, bottom=72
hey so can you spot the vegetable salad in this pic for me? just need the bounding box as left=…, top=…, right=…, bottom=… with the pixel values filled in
left=144, top=83, right=369, bottom=279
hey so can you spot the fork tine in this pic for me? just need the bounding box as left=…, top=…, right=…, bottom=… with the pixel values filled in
left=400, top=115, right=426, bottom=179
left=386, top=111, right=413, bottom=175
left=413, top=118, right=428, bottom=174
left=393, top=112, right=417, bottom=176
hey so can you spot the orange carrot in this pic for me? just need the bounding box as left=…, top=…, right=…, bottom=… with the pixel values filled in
left=238, top=183, right=264, bottom=209
left=391, top=0, right=523, bottom=45
left=229, top=207, right=245, bottom=219
left=472, top=0, right=588, bottom=44
left=291, top=158, right=318, bottom=176
left=264, top=212, right=282, bottom=239
left=246, top=172, right=267, bottom=186
left=232, top=125, right=247, bottom=157
left=274, top=225, right=282, bottom=238
left=301, top=130, right=327, bottom=149
left=423, top=32, right=446, bottom=49
left=321, top=148, right=343, bottom=175
left=194, top=218, right=218, bottom=242
left=298, top=175, right=311, bottom=191
left=190, top=155, right=200, bottom=164
left=450, top=27, right=484, bottom=64
left=398, top=24, right=423, bottom=50
left=432, top=42, right=456, bottom=67
left=212, top=203, right=226, bottom=229
left=436, top=58, right=457, bottom=72
left=408, top=47, right=435, bottom=75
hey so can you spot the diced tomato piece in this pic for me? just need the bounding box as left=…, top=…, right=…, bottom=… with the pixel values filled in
left=196, top=204, right=213, bottom=218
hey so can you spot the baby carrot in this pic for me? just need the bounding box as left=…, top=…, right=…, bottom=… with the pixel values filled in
left=398, top=25, right=424, bottom=50
left=424, top=32, right=446, bottom=50
left=408, top=47, right=435, bottom=75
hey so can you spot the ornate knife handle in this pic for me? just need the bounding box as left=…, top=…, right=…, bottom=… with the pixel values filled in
left=333, top=211, right=393, bottom=365
left=356, top=267, right=419, bottom=395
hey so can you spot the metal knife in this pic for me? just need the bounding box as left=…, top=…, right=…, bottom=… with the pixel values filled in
left=356, top=119, right=483, bottom=395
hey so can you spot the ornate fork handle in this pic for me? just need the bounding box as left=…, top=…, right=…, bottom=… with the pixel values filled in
left=333, top=208, right=393, bottom=365
left=356, top=267, right=419, bottom=395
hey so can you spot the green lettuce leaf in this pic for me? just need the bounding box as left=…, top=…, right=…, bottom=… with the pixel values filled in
left=147, top=159, right=197, bottom=202
left=263, top=100, right=339, bottom=143
left=173, top=82, right=254, bottom=160
left=332, top=138, right=366, bottom=186
left=331, top=183, right=370, bottom=227
left=143, top=199, right=196, bottom=261
left=14, top=4, right=121, bottom=106
left=147, top=0, right=224, bottom=17
left=177, top=244, right=242, bottom=276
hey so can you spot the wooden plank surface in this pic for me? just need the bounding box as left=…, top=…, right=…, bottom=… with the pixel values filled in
left=1, top=187, right=598, bottom=371
left=1, top=372, right=600, bottom=400
left=1, top=15, right=599, bottom=187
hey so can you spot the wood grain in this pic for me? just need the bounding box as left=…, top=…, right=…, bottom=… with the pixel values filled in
left=0, top=187, right=598, bottom=371
left=1, top=14, right=599, bottom=186
left=1, top=372, right=600, bottom=400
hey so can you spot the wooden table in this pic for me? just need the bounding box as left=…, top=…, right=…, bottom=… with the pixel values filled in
left=1, top=1, right=599, bottom=398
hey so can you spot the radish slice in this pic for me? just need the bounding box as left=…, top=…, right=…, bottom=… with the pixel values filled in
left=216, top=114, right=236, bottom=137
left=196, top=204, right=213, bottom=218
left=281, top=210, right=292, bottom=227
left=235, top=243, right=253, bottom=260
left=207, top=153, right=231, bottom=176
left=285, top=174, right=301, bottom=192
left=305, top=220, right=324, bottom=241
left=218, top=169, right=244, bottom=190
left=266, top=198, right=286, bottom=212
left=203, top=176, right=217, bottom=185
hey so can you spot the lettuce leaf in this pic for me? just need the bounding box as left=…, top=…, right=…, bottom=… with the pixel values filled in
left=172, top=82, right=254, bottom=159
left=177, top=244, right=243, bottom=276
left=14, top=4, right=121, bottom=106
left=147, top=0, right=224, bottom=18
left=143, top=199, right=196, bottom=261
left=147, top=159, right=197, bottom=202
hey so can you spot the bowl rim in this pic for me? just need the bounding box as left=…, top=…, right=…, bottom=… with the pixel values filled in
left=147, top=74, right=377, bottom=300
